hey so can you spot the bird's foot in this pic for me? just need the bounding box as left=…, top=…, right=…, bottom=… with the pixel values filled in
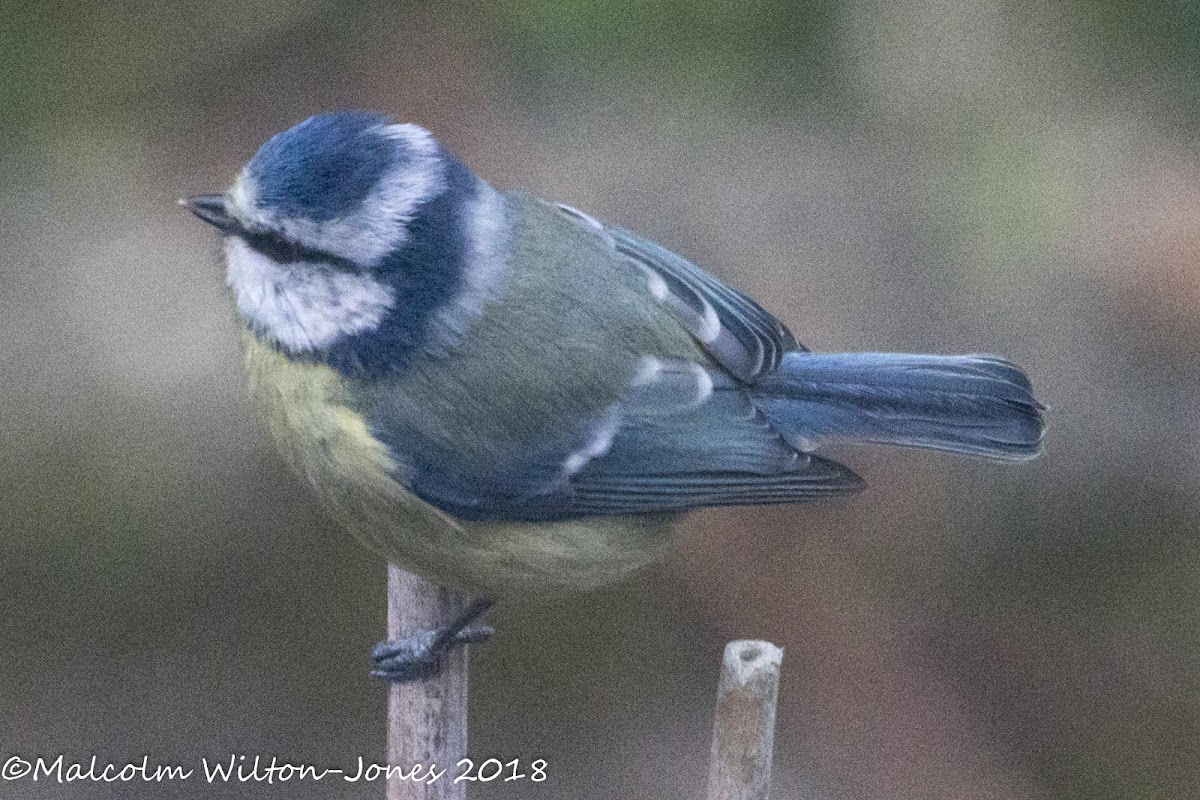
left=370, top=597, right=494, bottom=682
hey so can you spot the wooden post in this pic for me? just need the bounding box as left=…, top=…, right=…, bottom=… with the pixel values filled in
left=386, top=566, right=469, bottom=800
left=706, top=640, right=784, bottom=800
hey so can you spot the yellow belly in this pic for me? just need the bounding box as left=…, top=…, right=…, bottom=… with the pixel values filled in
left=238, top=328, right=672, bottom=595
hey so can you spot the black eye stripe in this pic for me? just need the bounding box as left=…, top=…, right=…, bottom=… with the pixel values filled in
left=240, top=229, right=358, bottom=271
left=242, top=229, right=303, bottom=262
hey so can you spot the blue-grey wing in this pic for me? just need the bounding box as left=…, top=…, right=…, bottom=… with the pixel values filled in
left=377, top=206, right=853, bottom=522
left=562, top=386, right=862, bottom=519
left=556, top=207, right=803, bottom=382
left=380, top=364, right=861, bottom=522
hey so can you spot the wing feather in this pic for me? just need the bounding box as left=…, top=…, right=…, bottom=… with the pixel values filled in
left=604, top=224, right=803, bottom=380
left=378, top=204, right=853, bottom=523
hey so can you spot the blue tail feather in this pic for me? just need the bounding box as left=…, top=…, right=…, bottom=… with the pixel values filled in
left=752, top=353, right=1045, bottom=461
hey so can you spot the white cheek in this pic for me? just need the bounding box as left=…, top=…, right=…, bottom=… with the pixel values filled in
left=224, top=238, right=395, bottom=352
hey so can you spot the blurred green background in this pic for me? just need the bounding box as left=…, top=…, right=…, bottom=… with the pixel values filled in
left=3, top=1, right=1199, bottom=797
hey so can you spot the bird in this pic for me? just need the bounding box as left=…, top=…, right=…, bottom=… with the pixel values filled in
left=182, top=110, right=1045, bottom=681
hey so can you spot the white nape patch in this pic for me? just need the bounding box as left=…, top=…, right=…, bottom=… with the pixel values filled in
left=430, top=181, right=511, bottom=345
left=229, top=123, right=444, bottom=267
left=562, top=413, right=621, bottom=477
left=225, top=237, right=394, bottom=352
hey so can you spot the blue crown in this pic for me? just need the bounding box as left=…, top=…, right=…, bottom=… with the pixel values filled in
left=245, top=111, right=398, bottom=221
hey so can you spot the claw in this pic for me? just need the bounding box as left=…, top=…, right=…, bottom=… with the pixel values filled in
left=370, top=597, right=494, bottom=682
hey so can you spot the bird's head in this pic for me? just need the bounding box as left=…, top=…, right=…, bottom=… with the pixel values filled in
left=183, top=111, right=508, bottom=373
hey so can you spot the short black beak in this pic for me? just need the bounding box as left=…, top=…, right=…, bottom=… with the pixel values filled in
left=178, top=194, right=242, bottom=235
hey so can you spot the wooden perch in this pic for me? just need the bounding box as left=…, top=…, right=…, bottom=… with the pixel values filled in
left=706, top=640, right=784, bottom=800
left=383, top=572, right=783, bottom=800
left=386, top=566, right=470, bottom=800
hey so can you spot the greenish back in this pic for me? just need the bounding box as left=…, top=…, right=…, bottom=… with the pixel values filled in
left=355, top=192, right=702, bottom=469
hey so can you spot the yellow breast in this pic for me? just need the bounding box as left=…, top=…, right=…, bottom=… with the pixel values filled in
left=239, top=329, right=457, bottom=558
left=237, top=327, right=673, bottom=595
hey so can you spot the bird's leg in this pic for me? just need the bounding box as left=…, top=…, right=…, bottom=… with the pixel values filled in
left=370, top=597, right=494, bottom=682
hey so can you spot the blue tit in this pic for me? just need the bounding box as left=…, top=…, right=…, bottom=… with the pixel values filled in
left=183, top=111, right=1044, bottom=680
